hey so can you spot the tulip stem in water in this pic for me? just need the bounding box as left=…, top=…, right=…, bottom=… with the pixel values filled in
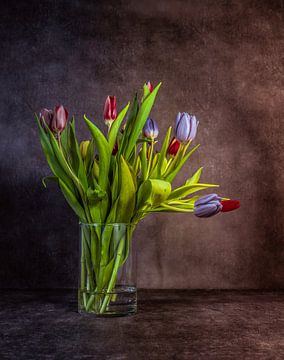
left=99, top=237, right=125, bottom=314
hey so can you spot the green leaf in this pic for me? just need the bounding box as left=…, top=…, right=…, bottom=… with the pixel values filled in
left=69, top=119, right=88, bottom=191
left=186, top=167, right=203, bottom=185
left=124, top=83, right=162, bottom=160
left=118, top=95, right=139, bottom=156
left=35, top=115, right=75, bottom=193
left=60, top=126, right=69, bottom=157
left=163, top=142, right=189, bottom=178
left=46, top=124, right=82, bottom=189
left=137, top=179, right=171, bottom=209
left=86, top=187, right=106, bottom=204
left=167, top=195, right=199, bottom=207
left=116, top=156, right=136, bottom=222
left=84, top=115, right=111, bottom=191
left=85, top=139, right=95, bottom=177
left=108, top=102, right=130, bottom=152
left=142, top=83, right=150, bottom=101
left=157, top=126, right=172, bottom=177
left=59, top=179, right=87, bottom=222
left=111, top=161, right=119, bottom=204
left=165, top=144, right=200, bottom=183
left=149, top=153, right=159, bottom=178
left=168, top=183, right=218, bottom=200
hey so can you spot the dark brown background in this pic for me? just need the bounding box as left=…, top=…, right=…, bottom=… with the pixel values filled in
left=0, top=0, right=283, bottom=289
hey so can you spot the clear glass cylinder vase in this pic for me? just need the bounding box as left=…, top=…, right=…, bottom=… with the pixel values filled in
left=78, top=223, right=137, bottom=317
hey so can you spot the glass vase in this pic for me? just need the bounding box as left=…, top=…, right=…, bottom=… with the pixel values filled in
left=78, top=223, right=137, bottom=316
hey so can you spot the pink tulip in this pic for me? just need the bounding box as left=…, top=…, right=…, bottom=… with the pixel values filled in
left=51, top=105, right=68, bottom=133
left=103, top=96, right=117, bottom=126
left=146, top=81, right=153, bottom=93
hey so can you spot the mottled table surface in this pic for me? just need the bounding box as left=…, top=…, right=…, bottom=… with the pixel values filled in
left=0, top=290, right=283, bottom=359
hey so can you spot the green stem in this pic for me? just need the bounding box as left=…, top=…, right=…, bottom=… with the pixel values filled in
left=145, top=140, right=154, bottom=179
left=99, top=237, right=125, bottom=314
left=80, top=238, right=87, bottom=308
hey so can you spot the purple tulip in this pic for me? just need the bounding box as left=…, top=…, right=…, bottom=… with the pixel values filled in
left=175, top=112, right=198, bottom=143
left=51, top=105, right=68, bottom=133
left=39, top=108, right=53, bottom=129
left=143, top=118, right=159, bottom=140
left=194, top=193, right=223, bottom=218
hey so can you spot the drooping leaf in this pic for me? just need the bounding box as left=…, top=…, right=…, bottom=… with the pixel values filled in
left=41, top=176, right=58, bottom=188
left=59, top=179, right=87, bottom=222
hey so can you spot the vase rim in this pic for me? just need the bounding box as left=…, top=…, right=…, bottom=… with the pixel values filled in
left=79, top=222, right=135, bottom=226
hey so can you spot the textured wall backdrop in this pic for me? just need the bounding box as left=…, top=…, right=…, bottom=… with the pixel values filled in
left=0, top=0, right=283, bottom=289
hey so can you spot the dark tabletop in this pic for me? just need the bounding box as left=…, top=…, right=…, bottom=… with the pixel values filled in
left=0, top=290, right=283, bottom=359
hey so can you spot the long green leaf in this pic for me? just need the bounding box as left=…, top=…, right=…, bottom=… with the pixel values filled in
left=118, top=95, right=139, bottom=157
left=157, top=126, right=172, bottom=177
left=84, top=115, right=111, bottom=191
left=69, top=120, right=88, bottom=191
left=186, top=167, right=203, bottom=185
left=59, top=179, right=87, bottom=222
left=165, top=144, right=200, bottom=183
left=168, top=183, right=218, bottom=200
left=116, top=156, right=136, bottom=222
left=108, top=102, right=130, bottom=152
left=124, top=83, right=162, bottom=160
left=35, top=116, right=75, bottom=192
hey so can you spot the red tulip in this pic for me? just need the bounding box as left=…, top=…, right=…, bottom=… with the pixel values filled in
left=221, top=200, right=240, bottom=212
left=51, top=105, right=68, bottom=133
left=103, top=96, right=117, bottom=126
left=167, top=137, right=181, bottom=156
left=146, top=81, right=153, bottom=93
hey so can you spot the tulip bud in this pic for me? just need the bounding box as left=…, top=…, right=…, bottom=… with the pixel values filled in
left=194, top=193, right=222, bottom=218
left=175, top=112, right=198, bottom=143
left=167, top=137, right=181, bottom=157
left=39, top=108, right=53, bottom=129
left=103, top=96, right=117, bottom=126
left=146, top=81, right=153, bottom=93
left=221, top=200, right=240, bottom=212
left=92, top=160, right=100, bottom=179
left=79, top=140, right=90, bottom=160
left=143, top=118, right=159, bottom=140
left=51, top=105, right=68, bottom=134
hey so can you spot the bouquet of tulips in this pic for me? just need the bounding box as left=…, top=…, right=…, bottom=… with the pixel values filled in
left=36, top=82, right=239, bottom=314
